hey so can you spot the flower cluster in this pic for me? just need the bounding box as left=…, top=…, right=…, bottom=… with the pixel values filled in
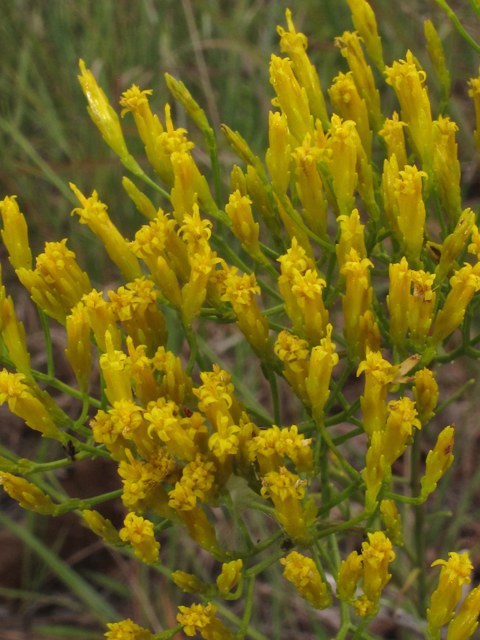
left=2, top=2, right=480, bottom=639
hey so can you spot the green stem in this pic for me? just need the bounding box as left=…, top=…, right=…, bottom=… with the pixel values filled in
left=74, top=394, right=90, bottom=430
left=411, top=429, right=427, bottom=616
left=382, top=490, right=423, bottom=505
left=0, top=451, right=90, bottom=475
left=185, top=325, right=198, bottom=376
left=153, top=624, right=184, bottom=640
left=325, top=362, right=353, bottom=414
left=316, top=510, right=368, bottom=539
left=431, top=0, right=480, bottom=54
left=53, top=488, right=123, bottom=516
left=245, top=549, right=284, bottom=578
left=205, top=128, right=222, bottom=210
left=266, top=367, right=281, bottom=425
left=236, top=530, right=284, bottom=560
left=236, top=576, right=255, bottom=639
left=314, top=412, right=362, bottom=482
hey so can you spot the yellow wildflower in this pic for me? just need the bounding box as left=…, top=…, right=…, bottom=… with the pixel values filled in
left=119, top=512, right=160, bottom=564
left=281, top=551, right=332, bottom=610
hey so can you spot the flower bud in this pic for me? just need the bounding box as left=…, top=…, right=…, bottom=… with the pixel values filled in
left=83, top=509, right=122, bottom=545
left=0, top=472, right=56, bottom=515
left=421, top=426, right=454, bottom=500
left=281, top=551, right=332, bottom=610
left=0, top=196, right=32, bottom=271
left=217, top=559, right=243, bottom=597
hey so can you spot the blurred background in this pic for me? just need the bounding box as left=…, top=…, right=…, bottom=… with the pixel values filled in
left=2, top=1, right=480, bottom=638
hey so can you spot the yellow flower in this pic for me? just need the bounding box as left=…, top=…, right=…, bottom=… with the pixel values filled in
left=261, top=467, right=314, bottom=542
left=0, top=195, right=32, bottom=271
left=379, top=112, right=407, bottom=170
left=383, top=397, right=421, bottom=468
left=435, top=209, right=476, bottom=285
left=70, top=184, right=142, bottom=282
left=329, top=71, right=371, bottom=159
left=336, top=209, right=367, bottom=274
left=269, top=54, right=312, bottom=145
left=266, top=111, right=291, bottom=194
left=99, top=331, right=133, bottom=405
left=468, top=68, right=480, bottom=157
left=421, top=426, right=454, bottom=500
left=413, top=368, right=439, bottom=426
left=105, top=619, right=153, bottom=640
left=144, top=398, right=197, bottom=462
left=433, top=116, right=462, bottom=226
left=336, top=30, right=383, bottom=133
left=277, top=9, right=329, bottom=127
left=361, top=531, right=395, bottom=602
left=1, top=295, right=32, bottom=377
left=345, top=0, right=384, bottom=73
left=77, top=59, right=129, bottom=160
left=357, top=348, right=394, bottom=439
left=364, top=430, right=385, bottom=513
left=119, top=512, right=160, bottom=564
left=82, top=510, right=122, bottom=545
left=387, top=257, right=411, bottom=348
left=321, top=115, right=357, bottom=217
left=177, top=602, right=234, bottom=639
left=81, top=289, right=121, bottom=352
left=446, top=584, right=480, bottom=640
left=0, top=472, right=56, bottom=515
left=305, top=324, right=339, bottom=417
left=408, top=269, right=436, bottom=350
left=217, top=559, right=243, bottom=597
left=291, top=268, right=328, bottom=345
left=341, top=249, right=375, bottom=360
left=65, top=303, right=92, bottom=394
left=428, top=552, right=473, bottom=634
left=430, top=263, right=480, bottom=348
left=385, top=51, right=433, bottom=176
left=225, top=190, right=261, bottom=258
left=379, top=500, right=403, bottom=546
left=281, top=551, right=332, bottom=610
left=394, top=165, right=428, bottom=266
left=336, top=551, right=364, bottom=602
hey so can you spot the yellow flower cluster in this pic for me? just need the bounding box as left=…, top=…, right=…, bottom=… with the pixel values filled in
left=2, top=2, right=480, bottom=639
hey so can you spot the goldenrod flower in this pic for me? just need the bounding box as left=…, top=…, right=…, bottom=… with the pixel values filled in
left=153, top=346, right=193, bottom=407
left=1, top=295, right=31, bottom=377
left=364, top=430, right=385, bottom=513
left=274, top=330, right=310, bottom=404
left=105, top=619, right=153, bottom=640
left=408, top=269, right=436, bottom=350
left=337, top=30, right=383, bottom=132
left=266, top=111, right=291, bottom=194
left=446, top=584, right=480, bottom=640
left=385, top=52, right=433, bottom=176
left=277, top=9, right=329, bottom=128
left=345, top=0, right=384, bottom=73
left=144, top=398, right=197, bottom=462
left=433, top=116, right=462, bottom=226
left=70, top=184, right=142, bottom=282
left=383, top=397, right=421, bottom=469
left=387, top=257, right=410, bottom=348
left=193, top=365, right=236, bottom=430
left=0, top=472, right=56, bottom=515
left=281, top=551, right=332, bottom=610
left=132, top=210, right=189, bottom=283
left=177, top=602, right=234, bottom=639
left=291, top=134, right=328, bottom=238
left=379, top=112, right=407, bottom=170
left=361, top=531, right=395, bottom=602
left=119, top=512, right=160, bottom=564
left=269, top=54, right=312, bottom=145
left=336, top=550, right=363, bottom=602
left=291, top=268, right=328, bottom=345
left=379, top=500, right=403, bottom=546
left=421, top=426, right=454, bottom=500
left=320, top=115, right=357, bottom=217
left=217, top=559, right=243, bottom=597
left=65, top=303, right=92, bottom=394
left=428, top=552, right=473, bottom=635
left=82, top=509, right=122, bottom=545
left=0, top=369, right=61, bottom=439
left=124, top=339, right=160, bottom=406
left=425, top=20, right=451, bottom=109
left=341, top=249, right=375, bottom=360
left=122, top=176, right=158, bottom=221
left=336, top=209, right=367, bottom=274
left=468, top=68, right=480, bottom=157
left=277, top=238, right=315, bottom=335
left=99, top=331, right=133, bottom=405
left=168, top=483, right=224, bottom=557
left=329, top=71, right=372, bottom=159
left=81, top=289, right=121, bottom=352
left=353, top=594, right=376, bottom=617
left=381, top=154, right=402, bottom=242
left=435, top=209, right=476, bottom=285
left=305, top=324, right=339, bottom=417
left=0, top=195, right=32, bottom=270
left=221, top=268, right=270, bottom=358
left=261, top=466, right=314, bottom=542
left=120, top=85, right=173, bottom=186
left=225, top=190, right=261, bottom=258
left=172, top=571, right=210, bottom=595
left=413, top=368, right=439, bottom=426
left=77, top=59, right=129, bottom=160
left=394, top=165, right=428, bottom=266
left=357, top=348, right=394, bottom=438
left=430, top=263, right=480, bottom=348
